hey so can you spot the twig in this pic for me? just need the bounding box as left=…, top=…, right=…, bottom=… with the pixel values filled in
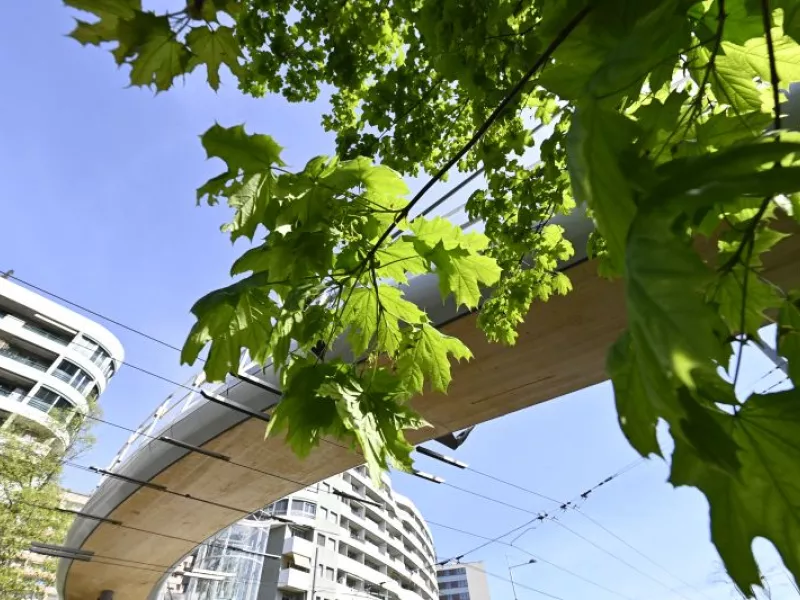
left=359, top=5, right=592, bottom=272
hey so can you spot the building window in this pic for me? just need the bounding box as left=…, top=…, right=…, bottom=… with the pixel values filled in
left=73, top=337, right=113, bottom=375
left=27, top=387, right=73, bottom=418
left=325, top=567, right=335, bottom=581
left=327, top=537, right=336, bottom=551
left=292, top=499, right=317, bottom=518
left=317, top=534, right=326, bottom=547
left=272, top=499, right=289, bottom=515
left=53, top=360, right=95, bottom=394
left=322, top=482, right=331, bottom=492
left=439, top=568, right=466, bottom=577
left=320, top=507, right=328, bottom=520
left=329, top=511, right=338, bottom=524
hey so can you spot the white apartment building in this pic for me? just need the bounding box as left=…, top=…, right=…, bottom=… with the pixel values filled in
left=161, top=466, right=438, bottom=600
left=0, top=277, right=124, bottom=448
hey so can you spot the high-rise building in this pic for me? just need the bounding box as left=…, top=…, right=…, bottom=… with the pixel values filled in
left=161, top=466, right=439, bottom=600
left=0, top=277, right=124, bottom=448
left=436, top=563, right=491, bottom=600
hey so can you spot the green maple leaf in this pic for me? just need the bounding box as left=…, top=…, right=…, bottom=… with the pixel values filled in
left=714, top=267, right=782, bottom=337
left=181, top=273, right=277, bottom=381
left=130, top=31, right=190, bottom=91
left=397, top=324, right=471, bottom=394
left=69, top=14, right=120, bottom=45
left=409, top=216, right=489, bottom=253
left=625, top=211, right=727, bottom=388
left=430, top=245, right=501, bottom=309
left=723, top=32, right=800, bottom=89
left=327, top=157, right=410, bottom=200
left=220, top=172, right=279, bottom=241
left=567, top=102, right=639, bottom=273
left=340, top=286, right=424, bottom=356
left=201, top=123, right=285, bottom=177
left=266, top=361, right=347, bottom=457
left=693, top=45, right=762, bottom=113
left=671, top=390, right=800, bottom=595
left=186, top=26, right=242, bottom=91
left=695, top=111, right=773, bottom=148
left=375, top=239, right=427, bottom=284
left=778, top=295, right=800, bottom=383
left=321, top=368, right=427, bottom=479
left=607, top=331, right=666, bottom=457
left=64, top=0, right=139, bottom=18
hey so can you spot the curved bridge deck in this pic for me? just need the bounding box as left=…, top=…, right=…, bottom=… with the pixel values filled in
left=59, top=220, right=800, bottom=600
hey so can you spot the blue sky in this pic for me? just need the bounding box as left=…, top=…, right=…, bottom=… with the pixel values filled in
left=1, top=3, right=796, bottom=600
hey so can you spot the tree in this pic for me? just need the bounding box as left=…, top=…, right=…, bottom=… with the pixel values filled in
left=0, top=411, right=97, bottom=598
left=61, top=0, right=800, bottom=595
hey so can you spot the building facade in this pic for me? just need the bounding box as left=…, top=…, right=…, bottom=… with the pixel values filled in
left=436, top=563, right=491, bottom=600
left=0, top=277, right=124, bottom=448
left=161, top=466, right=438, bottom=600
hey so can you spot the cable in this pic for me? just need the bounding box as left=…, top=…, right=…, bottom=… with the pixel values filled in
left=571, top=508, right=716, bottom=600
left=437, top=459, right=646, bottom=564
left=5, top=273, right=189, bottom=356
left=548, top=518, right=693, bottom=600
left=428, top=520, right=636, bottom=600
left=462, top=561, right=569, bottom=600
left=16, top=498, right=281, bottom=564
left=758, top=376, right=791, bottom=394
left=440, top=481, right=543, bottom=516
left=464, top=467, right=562, bottom=505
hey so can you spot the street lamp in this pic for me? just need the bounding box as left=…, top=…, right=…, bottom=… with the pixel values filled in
left=505, top=556, right=536, bottom=600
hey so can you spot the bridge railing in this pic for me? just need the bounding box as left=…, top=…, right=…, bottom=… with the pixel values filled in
left=97, top=355, right=262, bottom=487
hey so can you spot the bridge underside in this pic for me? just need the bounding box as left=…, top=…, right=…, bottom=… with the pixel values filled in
left=62, top=223, right=800, bottom=600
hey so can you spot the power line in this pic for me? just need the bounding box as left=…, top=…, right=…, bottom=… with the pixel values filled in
left=462, top=561, right=569, bottom=600
left=428, top=519, right=636, bottom=600
left=547, top=518, right=694, bottom=600
left=758, top=376, right=791, bottom=394
left=440, top=481, right=544, bottom=516
left=5, top=273, right=189, bottom=356
left=571, top=508, right=715, bottom=600
left=436, top=459, right=645, bottom=564
left=464, top=466, right=562, bottom=505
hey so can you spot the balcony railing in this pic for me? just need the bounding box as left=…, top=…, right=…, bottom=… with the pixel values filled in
left=27, top=396, right=52, bottom=413
left=0, top=346, right=49, bottom=371
left=22, top=323, right=71, bottom=345
left=0, top=384, right=25, bottom=402
left=51, top=370, right=73, bottom=384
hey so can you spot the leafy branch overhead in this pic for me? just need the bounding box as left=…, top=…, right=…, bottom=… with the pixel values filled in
left=182, top=123, right=497, bottom=472
left=63, top=0, right=800, bottom=595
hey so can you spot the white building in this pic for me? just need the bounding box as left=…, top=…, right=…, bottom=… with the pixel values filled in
left=437, top=563, right=491, bottom=600
left=0, top=277, right=124, bottom=448
left=162, top=466, right=439, bottom=600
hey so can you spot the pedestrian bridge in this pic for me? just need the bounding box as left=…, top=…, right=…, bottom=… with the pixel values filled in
left=57, top=214, right=800, bottom=600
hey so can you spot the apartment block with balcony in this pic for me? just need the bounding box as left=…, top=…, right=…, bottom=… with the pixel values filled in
left=161, top=466, right=439, bottom=600
left=0, top=277, right=124, bottom=447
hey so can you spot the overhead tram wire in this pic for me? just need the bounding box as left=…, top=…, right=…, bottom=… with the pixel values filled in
left=570, top=508, right=716, bottom=600
left=547, top=518, right=695, bottom=600
left=427, top=519, right=637, bottom=600
left=435, top=459, right=647, bottom=565
left=463, top=561, right=569, bottom=600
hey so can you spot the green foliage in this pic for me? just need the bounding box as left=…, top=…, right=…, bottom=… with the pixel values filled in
left=0, top=428, right=73, bottom=598
left=182, top=125, right=491, bottom=478
left=65, top=0, right=244, bottom=92
left=64, top=0, right=800, bottom=593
